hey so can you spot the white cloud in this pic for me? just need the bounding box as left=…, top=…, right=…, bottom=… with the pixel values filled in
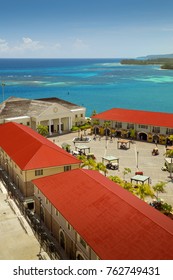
left=0, top=39, right=9, bottom=51
left=0, top=37, right=46, bottom=58
left=0, top=37, right=65, bottom=58
left=16, top=37, right=44, bottom=50
left=0, top=37, right=90, bottom=58
left=0, top=37, right=43, bottom=53
left=73, top=38, right=89, bottom=50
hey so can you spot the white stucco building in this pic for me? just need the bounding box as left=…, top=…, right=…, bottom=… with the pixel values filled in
left=0, top=97, right=86, bottom=134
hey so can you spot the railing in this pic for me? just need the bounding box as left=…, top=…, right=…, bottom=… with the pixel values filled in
left=25, top=209, right=67, bottom=260
left=0, top=166, right=67, bottom=260
left=0, top=166, right=24, bottom=208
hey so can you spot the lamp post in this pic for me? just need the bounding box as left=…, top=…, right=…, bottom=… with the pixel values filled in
left=136, top=151, right=139, bottom=170
left=170, top=157, right=173, bottom=179
left=1, top=82, right=5, bottom=101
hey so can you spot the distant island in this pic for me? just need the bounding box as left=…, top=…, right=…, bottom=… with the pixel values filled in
left=120, top=56, right=173, bottom=70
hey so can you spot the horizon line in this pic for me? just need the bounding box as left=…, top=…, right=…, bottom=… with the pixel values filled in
left=0, top=57, right=131, bottom=60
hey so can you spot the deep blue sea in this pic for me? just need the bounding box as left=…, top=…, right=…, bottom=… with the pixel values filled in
left=0, top=58, right=173, bottom=117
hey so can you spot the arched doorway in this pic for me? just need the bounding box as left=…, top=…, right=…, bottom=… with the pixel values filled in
left=138, top=132, right=147, bottom=141
left=76, top=251, right=85, bottom=260
left=59, top=230, right=66, bottom=250
left=116, top=130, right=121, bottom=137
left=93, top=126, right=99, bottom=135
left=104, top=128, right=111, bottom=136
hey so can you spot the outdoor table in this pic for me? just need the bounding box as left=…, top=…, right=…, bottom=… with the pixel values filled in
left=131, top=174, right=150, bottom=185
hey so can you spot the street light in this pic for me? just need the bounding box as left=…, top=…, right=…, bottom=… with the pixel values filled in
left=136, top=151, right=139, bottom=169
left=169, top=156, right=173, bottom=179
left=1, top=82, right=5, bottom=101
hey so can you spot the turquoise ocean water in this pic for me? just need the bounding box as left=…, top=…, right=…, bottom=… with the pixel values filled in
left=0, top=58, right=173, bottom=117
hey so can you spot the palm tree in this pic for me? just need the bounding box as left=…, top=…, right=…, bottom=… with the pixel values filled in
left=129, top=128, right=136, bottom=140
left=109, top=175, right=155, bottom=200
left=161, top=202, right=172, bottom=215
left=109, top=175, right=124, bottom=185
left=122, top=180, right=135, bottom=194
left=77, top=154, right=87, bottom=162
left=134, top=183, right=155, bottom=201
left=168, top=134, right=173, bottom=145
left=37, top=124, right=49, bottom=137
left=95, top=162, right=108, bottom=176
left=109, top=175, right=135, bottom=194
left=92, top=119, right=100, bottom=126
left=123, top=167, right=131, bottom=180
left=78, top=155, right=96, bottom=169
left=91, top=110, right=97, bottom=116
left=103, top=121, right=111, bottom=139
left=165, top=148, right=173, bottom=157
left=78, top=155, right=107, bottom=175
left=153, top=181, right=166, bottom=201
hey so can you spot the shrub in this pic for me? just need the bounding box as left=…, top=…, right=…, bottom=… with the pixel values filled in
left=71, top=126, right=80, bottom=131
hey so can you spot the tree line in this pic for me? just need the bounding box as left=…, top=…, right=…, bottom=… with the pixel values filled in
left=120, top=58, right=173, bottom=70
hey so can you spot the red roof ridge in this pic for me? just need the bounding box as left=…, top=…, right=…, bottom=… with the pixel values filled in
left=22, top=144, right=47, bottom=170
left=13, top=123, right=78, bottom=158
left=92, top=107, right=173, bottom=128
left=24, top=144, right=81, bottom=170
left=33, top=169, right=173, bottom=259
left=0, top=122, right=80, bottom=170
left=93, top=107, right=173, bottom=115
left=81, top=169, right=173, bottom=235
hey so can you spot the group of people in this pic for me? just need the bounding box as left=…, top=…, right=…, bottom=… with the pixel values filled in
left=93, top=134, right=114, bottom=142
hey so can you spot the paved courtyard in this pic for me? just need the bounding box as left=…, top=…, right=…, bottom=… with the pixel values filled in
left=54, top=131, right=173, bottom=206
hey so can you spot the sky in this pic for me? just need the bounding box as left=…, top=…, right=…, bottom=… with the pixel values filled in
left=1, top=0, right=173, bottom=58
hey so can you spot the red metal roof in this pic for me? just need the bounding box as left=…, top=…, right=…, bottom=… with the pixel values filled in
left=33, top=169, right=173, bottom=260
left=92, top=108, right=173, bottom=128
left=0, top=122, right=80, bottom=170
